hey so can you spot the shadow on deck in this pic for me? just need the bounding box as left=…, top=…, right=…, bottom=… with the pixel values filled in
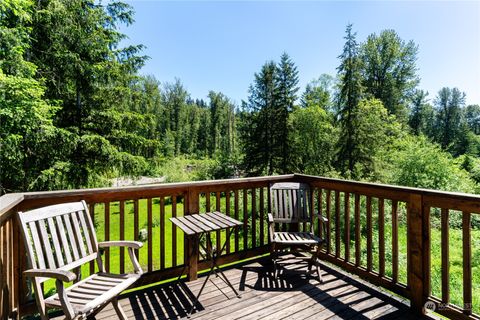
left=81, top=257, right=432, bottom=320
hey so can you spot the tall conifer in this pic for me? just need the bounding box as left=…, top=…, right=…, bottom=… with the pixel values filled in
left=336, top=24, right=363, bottom=175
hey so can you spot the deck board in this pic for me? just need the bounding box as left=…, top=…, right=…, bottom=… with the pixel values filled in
left=50, top=257, right=434, bottom=320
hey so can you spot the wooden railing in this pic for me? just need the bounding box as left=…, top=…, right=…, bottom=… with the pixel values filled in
left=0, top=174, right=479, bottom=319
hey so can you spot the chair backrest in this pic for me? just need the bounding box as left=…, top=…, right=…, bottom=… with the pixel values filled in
left=270, top=182, right=312, bottom=223
left=18, top=201, right=99, bottom=283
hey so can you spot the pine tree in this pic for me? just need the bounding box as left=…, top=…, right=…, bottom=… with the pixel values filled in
left=336, top=24, right=364, bottom=176
left=242, top=61, right=278, bottom=175
left=276, top=53, right=299, bottom=173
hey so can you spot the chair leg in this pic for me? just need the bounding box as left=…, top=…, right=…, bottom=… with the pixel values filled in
left=271, top=243, right=278, bottom=280
left=112, top=298, right=128, bottom=320
left=313, top=245, right=323, bottom=283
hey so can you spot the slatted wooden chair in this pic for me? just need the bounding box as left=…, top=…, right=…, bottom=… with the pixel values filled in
left=268, top=182, right=327, bottom=282
left=18, top=201, right=143, bottom=320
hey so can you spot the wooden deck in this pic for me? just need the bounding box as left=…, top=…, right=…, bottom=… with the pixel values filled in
left=71, top=257, right=433, bottom=320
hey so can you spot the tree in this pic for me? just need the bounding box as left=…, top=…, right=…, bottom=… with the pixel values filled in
left=336, top=24, right=364, bottom=176
left=289, top=103, right=338, bottom=175
left=275, top=53, right=299, bottom=173
left=241, top=61, right=278, bottom=175
left=0, top=0, right=72, bottom=193
left=360, top=29, right=419, bottom=121
left=388, top=135, right=475, bottom=193
left=301, top=74, right=334, bottom=111
left=162, top=79, right=189, bottom=156
left=434, top=87, right=466, bottom=151
left=465, top=104, right=480, bottom=134
left=348, top=98, right=400, bottom=178
left=208, top=91, right=236, bottom=157
left=408, top=89, right=435, bottom=136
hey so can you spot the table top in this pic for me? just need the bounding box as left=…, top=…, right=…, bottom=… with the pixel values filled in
left=170, top=211, right=243, bottom=236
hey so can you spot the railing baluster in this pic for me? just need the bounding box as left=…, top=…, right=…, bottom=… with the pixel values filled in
left=344, top=192, right=350, bottom=263
left=134, top=199, right=139, bottom=261
left=317, top=189, right=323, bottom=239
left=104, top=202, right=110, bottom=273
left=252, top=188, right=256, bottom=248
left=243, top=189, right=248, bottom=250
left=326, top=190, right=331, bottom=255
left=216, top=192, right=221, bottom=255
left=441, top=208, right=449, bottom=305
left=234, top=190, right=239, bottom=252
left=160, top=197, right=165, bottom=270
left=463, top=211, right=472, bottom=315
left=206, top=192, right=211, bottom=212
left=366, top=196, right=372, bottom=272
left=335, top=191, right=340, bottom=258
left=355, top=194, right=361, bottom=266
left=392, top=200, right=398, bottom=283
left=226, top=191, right=231, bottom=254
left=260, top=188, right=265, bottom=246
left=119, top=201, right=125, bottom=274
left=147, top=198, right=153, bottom=272
left=89, top=203, right=95, bottom=274
left=378, top=198, right=385, bottom=277
left=172, top=196, right=177, bottom=267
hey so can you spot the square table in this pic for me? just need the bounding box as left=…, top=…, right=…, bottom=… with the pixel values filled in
left=170, top=211, right=243, bottom=316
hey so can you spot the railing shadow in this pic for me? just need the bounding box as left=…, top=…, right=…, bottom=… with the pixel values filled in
left=124, top=281, right=201, bottom=320
left=238, top=257, right=417, bottom=320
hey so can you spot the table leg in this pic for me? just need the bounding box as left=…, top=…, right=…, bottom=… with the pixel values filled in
left=188, top=229, right=240, bottom=317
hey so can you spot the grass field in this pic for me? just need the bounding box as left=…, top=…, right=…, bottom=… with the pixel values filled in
left=43, top=193, right=479, bottom=315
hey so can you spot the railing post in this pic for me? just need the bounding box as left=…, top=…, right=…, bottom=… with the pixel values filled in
left=186, top=189, right=199, bottom=281
left=407, top=193, right=429, bottom=315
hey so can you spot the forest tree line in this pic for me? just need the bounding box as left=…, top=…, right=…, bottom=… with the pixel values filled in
left=1, top=0, right=480, bottom=194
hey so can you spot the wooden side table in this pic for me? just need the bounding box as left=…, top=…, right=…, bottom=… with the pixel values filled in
left=170, top=211, right=243, bottom=316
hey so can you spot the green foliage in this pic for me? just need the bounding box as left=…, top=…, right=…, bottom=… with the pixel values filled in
left=336, top=24, right=364, bottom=176
left=408, top=89, right=435, bottom=136
left=348, top=98, right=402, bottom=179
left=289, top=104, right=338, bottom=176
left=360, top=29, right=419, bottom=121
left=241, top=54, right=299, bottom=176
left=0, top=69, right=69, bottom=193
left=387, top=135, right=476, bottom=193
left=465, top=104, right=480, bottom=134
left=434, top=87, right=466, bottom=152
left=301, top=74, right=334, bottom=111
left=151, top=157, right=215, bottom=183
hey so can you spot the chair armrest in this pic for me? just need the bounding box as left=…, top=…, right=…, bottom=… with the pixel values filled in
left=24, top=268, right=76, bottom=282
left=314, top=214, right=328, bottom=223
left=98, top=241, right=143, bottom=274
left=267, top=213, right=275, bottom=243
left=98, top=241, right=143, bottom=249
left=268, top=213, right=274, bottom=224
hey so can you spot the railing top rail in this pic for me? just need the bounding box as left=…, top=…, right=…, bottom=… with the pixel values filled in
left=295, top=173, right=480, bottom=204
left=4, top=172, right=480, bottom=223
left=0, top=193, right=24, bottom=224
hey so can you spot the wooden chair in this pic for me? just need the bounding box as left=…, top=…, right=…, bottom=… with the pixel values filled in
left=18, top=201, right=143, bottom=320
left=268, top=182, right=327, bottom=282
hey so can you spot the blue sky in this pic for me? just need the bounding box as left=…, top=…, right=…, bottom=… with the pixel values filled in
left=119, top=1, right=480, bottom=106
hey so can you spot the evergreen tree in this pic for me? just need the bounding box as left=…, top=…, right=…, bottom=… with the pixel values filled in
left=408, top=89, right=435, bottom=136
left=434, top=87, right=466, bottom=151
left=336, top=24, right=364, bottom=176
left=241, top=61, right=278, bottom=175
left=465, top=104, right=480, bottom=134
left=275, top=53, right=299, bottom=173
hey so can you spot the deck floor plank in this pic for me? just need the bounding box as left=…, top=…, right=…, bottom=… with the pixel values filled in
left=49, top=257, right=434, bottom=320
